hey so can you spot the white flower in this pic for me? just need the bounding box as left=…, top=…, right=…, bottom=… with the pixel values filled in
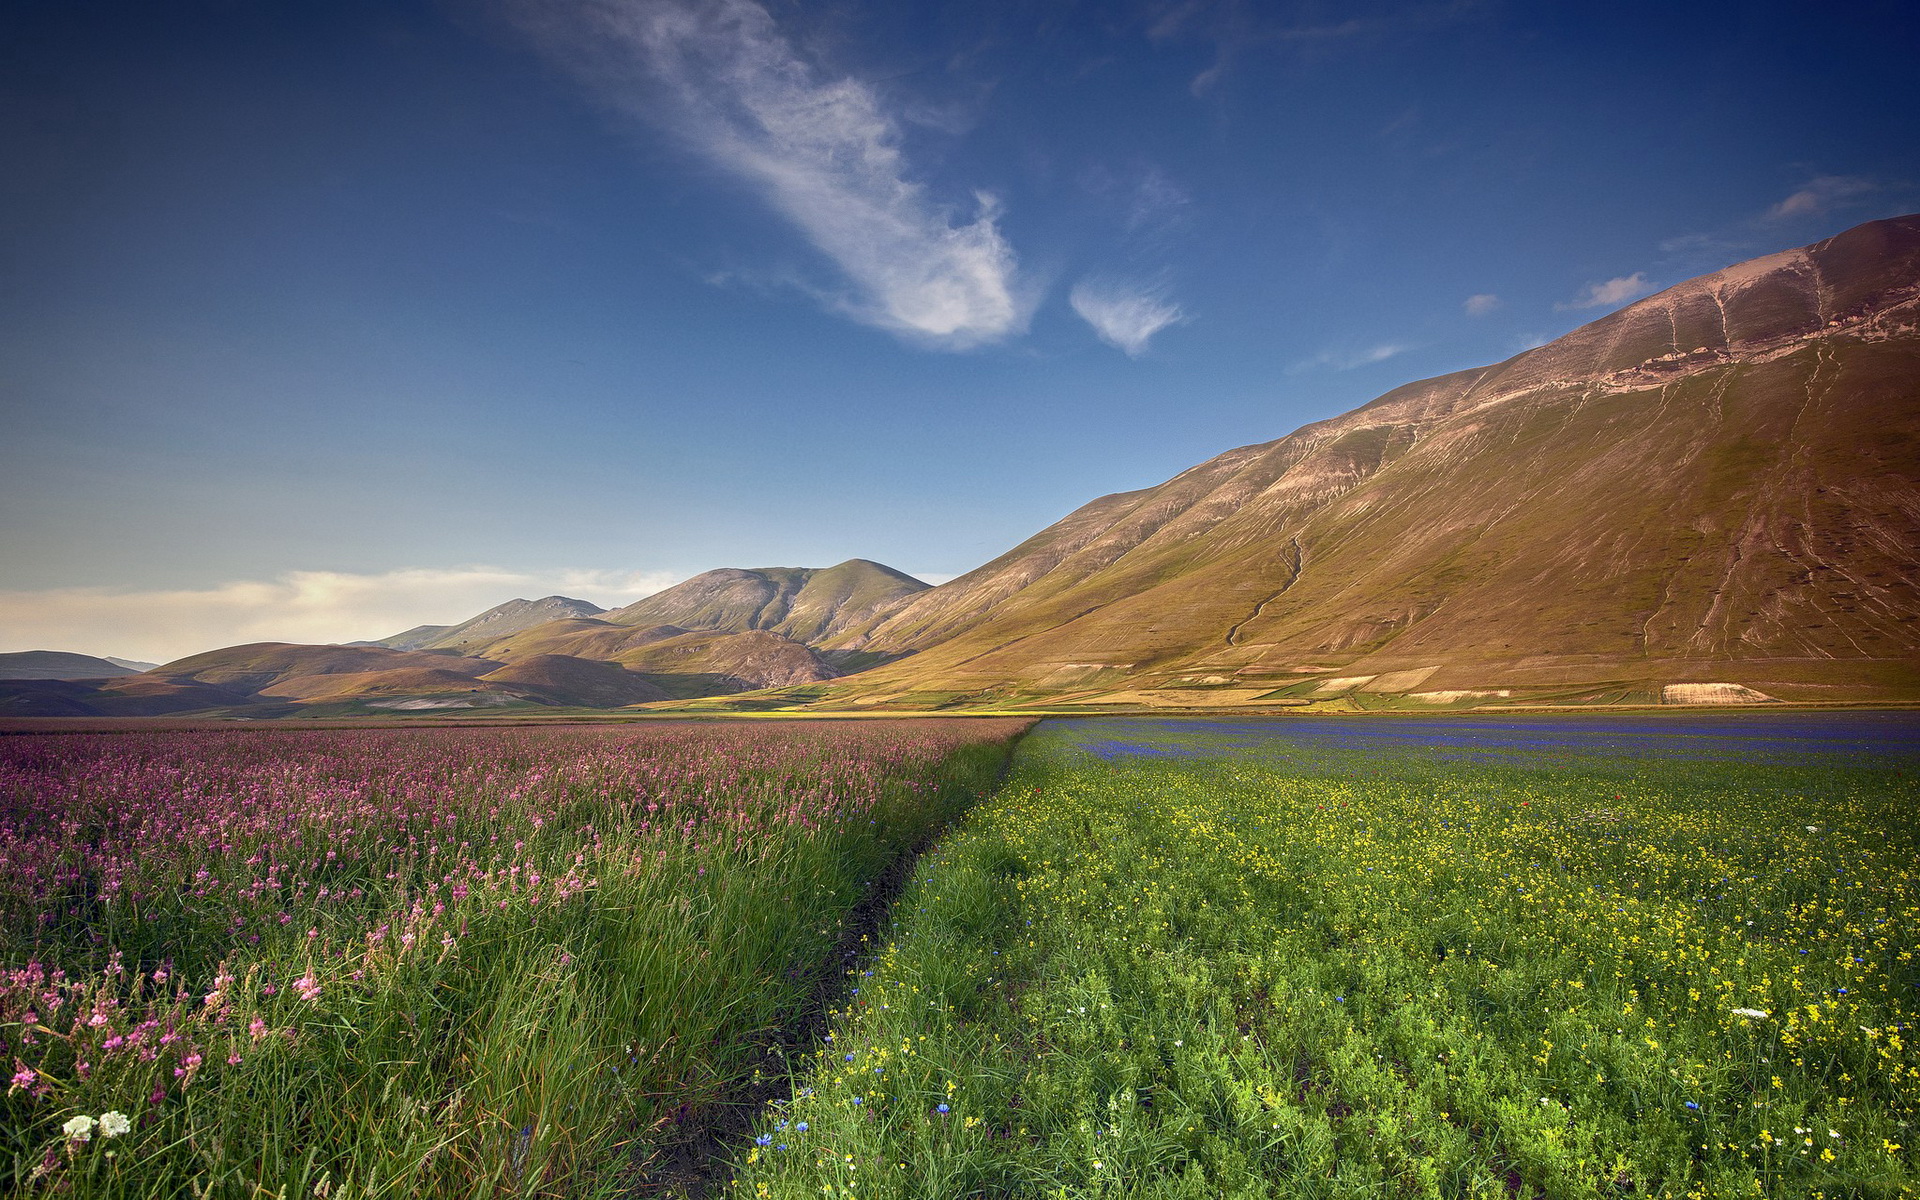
left=98, top=1111, right=131, bottom=1138
left=63, top=1115, right=96, bottom=1141
left=1732, top=1008, right=1770, bottom=1020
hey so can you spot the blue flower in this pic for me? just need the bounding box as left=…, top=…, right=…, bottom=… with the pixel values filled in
left=777, top=1144, right=789, bottom=1151
left=845, top=1053, right=856, bottom=1062
left=937, top=1103, right=950, bottom=1114
left=755, top=1134, right=773, bottom=1146
left=851, top=1097, right=863, bottom=1105
left=796, top=1122, right=808, bottom=1132
left=1685, top=1101, right=1700, bottom=1111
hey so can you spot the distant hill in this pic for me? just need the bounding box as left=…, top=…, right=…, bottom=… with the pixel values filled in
left=604, top=560, right=928, bottom=644
left=374, top=596, right=606, bottom=652
left=469, top=618, right=839, bottom=697
left=818, top=213, right=1920, bottom=708
left=476, top=655, right=673, bottom=707
left=105, top=657, right=158, bottom=673
left=149, top=642, right=500, bottom=694
left=0, top=650, right=148, bottom=680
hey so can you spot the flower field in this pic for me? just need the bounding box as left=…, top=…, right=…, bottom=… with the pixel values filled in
left=733, top=717, right=1919, bottom=1199
left=0, top=719, right=1028, bottom=1197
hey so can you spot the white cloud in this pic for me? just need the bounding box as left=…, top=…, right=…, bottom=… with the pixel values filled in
left=0, top=567, right=681, bottom=666
left=1557, top=272, right=1656, bottom=311
left=1288, top=342, right=1412, bottom=373
left=1069, top=279, right=1188, bottom=356
left=1463, top=292, right=1500, bottom=316
left=511, top=0, right=1026, bottom=348
left=1765, top=175, right=1876, bottom=222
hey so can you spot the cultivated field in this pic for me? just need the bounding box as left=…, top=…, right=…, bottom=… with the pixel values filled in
left=0, top=721, right=1027, bottom=1197
left=732, top=717, right=1919, bottom=1199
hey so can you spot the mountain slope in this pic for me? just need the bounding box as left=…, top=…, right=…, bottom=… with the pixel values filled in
left=824, top=214, right=1920, bottom=706
left=470, top=618, right=839, bottom=696
left=148, top=643, right=500, bottom=695
left=376, top=596, right=605, bottom=652
left=603, top=560, right=928, bottom=643
left=0, top=650, right=147, bottom=680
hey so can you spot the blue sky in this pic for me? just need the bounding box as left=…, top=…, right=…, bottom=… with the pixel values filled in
left=3, top=0, right=1917, bottom=660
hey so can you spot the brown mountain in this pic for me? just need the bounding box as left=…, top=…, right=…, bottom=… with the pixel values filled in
left=148, top=643, right=499, bottom=694
left=603, top=560, right=929, bottom=643
left=374, top=595, right=606, bottom=652
left=818, top=214, right=1920, bottom=708
left=469, top=618, right=838, bottom=698
left=0, top=650, right=148, bottom=680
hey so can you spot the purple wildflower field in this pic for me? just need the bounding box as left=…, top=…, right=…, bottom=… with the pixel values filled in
left=0, top=719, right=1024, bottom=1196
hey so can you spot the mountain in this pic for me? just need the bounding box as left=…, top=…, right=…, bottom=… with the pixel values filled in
left=105, top=657, right=158, bottom=673
left=0, top=650, right=148, bottom=680
left=467, top=618, right=839, bottom=698
left=474, top=655, right=673, bottom=707
left=149, top=642, right=500, bottom=694
left=603, top=560, right=928, bottom=644
left=818, top=214, right=1920, bottom=708
left=375, top=596, right=605, bottom=652
left=3, top=640, right=682, bottom=715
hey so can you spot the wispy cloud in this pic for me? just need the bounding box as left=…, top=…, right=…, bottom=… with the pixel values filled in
left=1070, top=279, right=1188, bottom=356
left=1659, top=174, right=1890, bottom=272
left=0, top=567, right=681, bottom=665
left=1463, top=292, right=1500, bottom=316
left=1557, top=272, right=1657, bottom=311
left=1150, top=0, right=1488, bottom=95
left=1288, top=342, right=1412, bottom=373
left=1126, top=167, right=1192, bottom=234
left=1764, top=175, right=1877, bottom=222
left=509, top=0, right=1026, bottom=348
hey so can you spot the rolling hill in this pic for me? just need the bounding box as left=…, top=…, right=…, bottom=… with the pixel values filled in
left=374, top=595, right=606, bottom=652
left=812, top=213, right=1920, bottom=709
left=468, top=619, right=839, bottom=697
left=0, top=651, right=149, bottom=680
left=603, top=560, right=929, bottom=643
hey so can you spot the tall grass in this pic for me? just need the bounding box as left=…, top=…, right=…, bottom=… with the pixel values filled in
left=0, top=720, right=1027, bottom=1198
left=732, top=719, right=1918, bottom=1199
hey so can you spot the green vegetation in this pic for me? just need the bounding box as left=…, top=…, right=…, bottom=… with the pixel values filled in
left=732, top=720, right=1919, bottom=1198
left=1, top=721, right=1026, bottom=1198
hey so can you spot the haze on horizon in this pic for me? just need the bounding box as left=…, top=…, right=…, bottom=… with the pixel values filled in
left=3, top=0, right=1917, bottom=664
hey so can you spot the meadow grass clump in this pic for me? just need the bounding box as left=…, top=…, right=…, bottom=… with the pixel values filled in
left=732, top=718, right=1918, bottom=1199
left=0, top=719, right=1028, bottom=1198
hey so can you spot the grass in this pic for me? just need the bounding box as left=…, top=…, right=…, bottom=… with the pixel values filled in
left=730, top=718, right=1919, bottom=1198
left=0, top=720, right=1028, bottom=1198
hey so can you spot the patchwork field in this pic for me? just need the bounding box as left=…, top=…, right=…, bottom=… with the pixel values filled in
left=0, top=720, right=1028, bottom=1197
left=732, top=715, right=1920, bottom=1199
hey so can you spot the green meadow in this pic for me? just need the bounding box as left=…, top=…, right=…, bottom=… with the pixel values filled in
left=731, top=716, right=1919, bottom=1199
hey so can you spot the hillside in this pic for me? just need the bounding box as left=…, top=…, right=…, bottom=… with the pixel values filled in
left=149, top=643, right=500, bottom=694
left=0, top=650, right=147, bottom=680
left=603, top=560, right=928, bottom=643
left=816, top=214, right=1920, bottom=709
left=471, top=618, right=839, bottom=697
left=375, top=595, right=605, bottom=652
